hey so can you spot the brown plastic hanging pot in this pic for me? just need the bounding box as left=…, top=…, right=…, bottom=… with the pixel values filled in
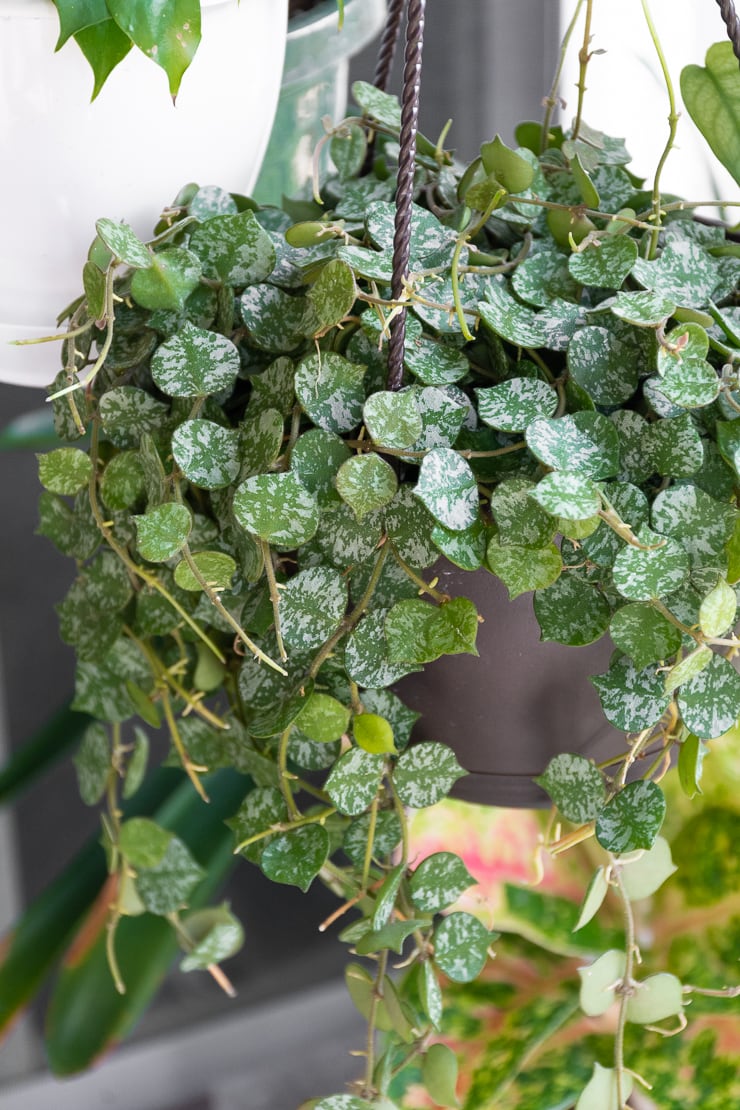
left=395, top=565, right=622, bottom=808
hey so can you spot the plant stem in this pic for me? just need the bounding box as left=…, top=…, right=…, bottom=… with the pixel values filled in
left=611, top=860, right=638, bottom=1110
left=308, top=542, right=390, bottom=679
left=542, top=0, right=585, bottom=150
left=278, top=727, right=300, bottom=820
left=161, top=689, right=209, bottom=802
left=363, top=949, right=389, bottom=1098
left=48, top=266, right=116, bottom=401
left=391, top=545, right=449, bottom=602
left=571, top=0, right=594, bottom=143
left=259, top=539, right=287, bottom=663
left=362, top=796, right=380, bottom=893
left=641, top=0, right=680, bottom=258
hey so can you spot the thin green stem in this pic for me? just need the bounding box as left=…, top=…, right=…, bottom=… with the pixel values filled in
left=161, top=688, right=209, bottom=801
left=542, top=0, right=585, bottom=150
left=278, top=727, right=300, bottom=820
left=363, top=949, right=389, bottom=1099
left=308, top=542, right=390, bottom=679
left=48, top=266, right=116, bottom=401
left=234, top=807, right=336, bottom=855
left=259, top=539, right=287, bottom=663
left=611, top=860, right=638, bottom=1109
left=571, top=0, right=594, bottom=143
left=641, top=0, right=679, bottom=258
left=362, top=796, right=380, bottom=892
left=391, top=545, right=449, bottom=602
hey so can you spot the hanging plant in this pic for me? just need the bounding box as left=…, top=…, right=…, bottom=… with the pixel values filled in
left=2, top=0, right=740, bottom=1106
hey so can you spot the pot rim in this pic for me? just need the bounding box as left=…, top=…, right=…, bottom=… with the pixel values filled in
left=0, top=0, right=250, bottom=17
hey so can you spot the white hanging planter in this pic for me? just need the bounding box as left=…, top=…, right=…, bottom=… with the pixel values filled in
left=0, top=0, right=289, bottom=389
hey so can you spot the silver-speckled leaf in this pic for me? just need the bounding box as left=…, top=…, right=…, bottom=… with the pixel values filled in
left=171, top=419, right=240, bottom=490
left=526, top=411, right=620, bottom=479
left=295, top=352, right=366, bottom=434
left=189, top=210, right=275, bottom=285
left=151, top=323, right=240, bottom=398
left=233, top=472, right=319, bottom=547
left=414, top=448, right=478, bottom=532
left=476, top=378, right=557, bottom=432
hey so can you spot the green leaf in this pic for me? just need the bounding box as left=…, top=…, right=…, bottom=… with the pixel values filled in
left=325, top=748, right=384, bottom=816
left=307, top=259, right=356, bottom=330
left=485, top=538, right=561, bottom=599
left=74, top=19, right=133, bottom=99
left=352, top=80, right=402, bottom=129
left=38, top=448, right=92, bottom=495
left=567, top=325, right=640, bottom=405
left=574, top=868, right=609, bottom=931
left=578, top=949, right=626, bottom=1016
left=239, top=284, right=309, bottom=351
left=150, top=323, right=240, bottom=398
left=73, top=722, right=110, bottom=805
left=336, top=454, right=398, bottom=520
left=568, top=235, right=638, bottom=287
left=134, top=836, right=205, bottom=916
left=119, top=818, right=173, bottom=869
left=677, top=652, right=740, bottom=738
left=353, top=714, right=396, bottom=754
left=612, top=526, right=690, bottom=601
left=100, top=451, right=145, bottom=511
left=363, top=391, right=423, bottom=449
left=677, top=733, right=708, bottom=798
left=431, top=519, right=488, bottom=571
left=295, top=693, right=350, bottom=745
left=99, top=387, right=169, bottom=446
left=384, top=484, right=439, bottom=568
left=174, top=550, right=236, bottom=592
left=648, top=412, right=704, bottom=478
left=295, top=353, right=366, bottom=434
left=681, top=41, right=740, bottom=187
left=576, top=1063, right=632, bottom=1110
left=54, top=0, right=109, bottom=47
left=107, top=0, right=200, bottom=98
left=419, top=959, right=444, bottom=1030
left=171, top=419, right=240, bottom=490
left=526, top=412, right=620, bottom=479
left=238, top=407, right=284, bottom=480
left=620, top=836, right=677, bottom=901
left=533, top=572, right=611, bottom=645
left=409, top=852, right=476, bottom=913
left=123, top=728, right=149, bottom=798
left=476, top=378, right=556, bottom=432
left=74, top=638, right=153, bottom=722
left=189, top=185, right=238, bottom=220
left=489, top=477, right=556, bottom=548
left=626, top=973, right=684, bottom=1024
left=423, top=1042, right=460, bottom=1109
left=95, top=217, right=150, bottom=268
left=611, top=289, right=675, bottom=326
left=355, top=918, right=428, bottom=956
left=179, top=904, right=244, bottom=972
left=82, top=259, right=107, bottom=319
left=592, top=655, right=671, bottom=731
left=385, top=597, right=479, bottom=664
left=511, top=249, right=581, bottom=308
left=228, top=786, right=287, bottom=863
left=433, top=912, right=491, bottom=982
left=260, top=825, right=330, bottom=892
left=365, top=202, right=457, bottom=269
left=528, top=471, right=602, bottom=519
left=233, top=472, right=319, bottom=547
left=480, top=134, right=535, bottom=192
left=330, top=122, right=367, bottom=180
left=535, top=754, right=606, bottom=824
left=130, top=248, right=201, bottom=312
left=371, top=862, right=405, bottom=930
left=290, top=429, right=351, bottom=508
left=663, top=645, right=713, bottom=695
left=134, top=502, right=191, bottom=562
left=414, top=449, right=478, bottom=531
left=361, top=689, right=419, bottom=750
left=345, top=610, right=422, bottom=687
left=343, top=809, right=401, bottom=867
left=189, top=210, right=275, bottom=285
left=405, top=334, right=469, bottom=386
left=279, top=567, right=348, bottom=651
left=595, top=781, right=666, bottom=853
left=394, top=743, right=467, bottom=808
left=610, top=603, right=682, bottom=667
left=651, top=485, right=735, bottom=564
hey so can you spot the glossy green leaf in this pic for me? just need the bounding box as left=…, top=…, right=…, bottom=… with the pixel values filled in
left=659, top=359, right=719, bottom=408
left=179, top=903, right=244, bottom=972
left=307, top=259, right=356, bottom=331
left=107, top=0, right=200, bottom=98
left=651, top=484, right=736, bottom=563
left=353, top=713, right=396, bottom=754
left=535, top=754, right=606, bottom=824
left=486, top=537, right=561, bottom=599
left=609, top=603, right=682, bottom=667
left=384, top=484, right=439, bottom=568
left=592, top=655, right=671, bottom=731
left=119, top=818, right=173, bottom=869
left=385, top=597, right=479, bottom=664
left=123, top=728, right=149, bottom=798
left=363, top=390, right=423, bottom=449
left=343, top=809, right=402, bottom=868
left=423, top=1042, right=460, bottom=1109
left=578, top=949, right=625, bottom=1016
left=433, top=912, right=491, bottom=982
left=575, top=1063, right=632, bottom=1110
left=239, top=284, right=309, bottom=351
left=663, top=645, right=713, bottom=694
left=489, top=477, right=556, bottom=548
left=619, top=836, right=677, bottom=900
left=189, top=210, right=275, bottom=285
left=534, top=572, right=611, bottom=645
left=336, top=454, right=398, bottom=520
left=681, top=41, right=740, bottom=187
left=480, top=134, right=535, bottom=192
left=295, top=693, right=350, bottom=745
left=150, top=323, right=239, bottom=398
left=511, top=249, right=580, bottom=308
left=279, top=566, right=348, bottom=651
left=74, top=19, right=133, bottom=99
left=352, top=80, right=402, bottom=130
left=100, top=451, right=145, bottom=511
left=677, top=732, right=708, bottom=798
left=134, top=502, right=191, bottom=562
left=414, top=448, right=478, bottom=531
left=568, top=235, right=638, bottom=287
left=595, top=781, right=666, bottom=853
left=394, top=743, right=467, bottom=808
left=612, top=527, right=690, bottom=601
left=135, top=836, right=205, bottom=916
left=233, top=472, right=319, bottom=547
left=677, top=652, right=740, bottom=738
left=526, top=412, right=620, bottom=479
left=476, top=378, right=556, bottom=432
left=174, top=550, right=236, bottom=592
left=330, top=122, right=367, bottom=180
left=295, top=352, right=366, bottom=434
left=567, top=325, right=640, bottom=405
left=325, top=748, right=384, bottom=816
left=431, top=518, right=487, bottom=570
left=228, top=785, right=287, bottom=863
left=131, top=248, right=201, bottom=311
left=648, top=412, right=705, bottom=477
left=37, top=448, right=92, bottom=495
left=260, top=825, right=330, bottom=892
left=189, top=185, right=238, bottom=220
left=574, top=867, right=609, bottom=931
left=95, top=217, right=151, bottom=268
left=528, top=471, right=602, bottom=519
left=612, top=289, right=676, bottom=326
left=345, top=609, right=422, bottom=687
left=171, top=419, right=240, bottom=490
left=405, top=334, right=469, bottom=386
left=409, top=852, right=476, bottom=913
left=290, top=429, right=351, bottom=507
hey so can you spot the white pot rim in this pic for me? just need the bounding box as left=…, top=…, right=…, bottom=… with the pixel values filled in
left=0, top=0, right=234, bottom=17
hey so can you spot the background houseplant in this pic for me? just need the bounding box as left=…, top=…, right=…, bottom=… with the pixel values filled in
left=2, top=0, right=740, bottom=1106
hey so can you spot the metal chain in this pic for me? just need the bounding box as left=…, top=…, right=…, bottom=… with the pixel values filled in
left=387, top=0, right=426, bottom=391
left=716, top=0, right=740, bottom=64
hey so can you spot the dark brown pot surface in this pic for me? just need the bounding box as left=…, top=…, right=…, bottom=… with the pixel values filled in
left=395, top=566, right=623, bottom=808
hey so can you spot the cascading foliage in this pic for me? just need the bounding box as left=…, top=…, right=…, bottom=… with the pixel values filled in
left=32, top=59, right=740, bottom=1110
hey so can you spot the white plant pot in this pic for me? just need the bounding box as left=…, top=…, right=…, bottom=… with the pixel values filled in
left=0, top=0, right=288, bottom=389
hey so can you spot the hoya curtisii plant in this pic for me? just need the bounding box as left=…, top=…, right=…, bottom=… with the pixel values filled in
left=30, top=13, right=740, bottom=1109
left=50, top=0, right=345, bottom=99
